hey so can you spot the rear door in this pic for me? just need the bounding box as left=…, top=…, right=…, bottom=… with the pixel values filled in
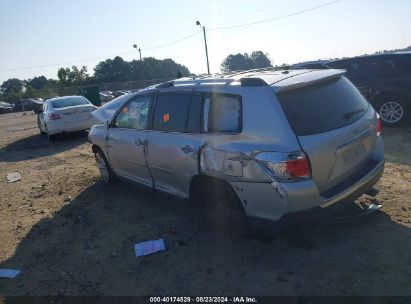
left=106, top=95, right=153, bottom=187
left=276, top=76, right=377, bottom=194
left=145, top=93, right=204, bottom=198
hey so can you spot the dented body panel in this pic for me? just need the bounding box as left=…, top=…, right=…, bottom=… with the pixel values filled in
left=89, top=69, right=385, bottom=225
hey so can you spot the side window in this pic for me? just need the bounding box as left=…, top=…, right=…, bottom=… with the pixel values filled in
left=186, top=94, right=202, bottom=133
left=204, top=94, right=242, bottom=133
left=114, top=96, right=151, bottom=129
left=153, top=94, right=191, bottom=132
left=43, top=102, right=47, bottom=111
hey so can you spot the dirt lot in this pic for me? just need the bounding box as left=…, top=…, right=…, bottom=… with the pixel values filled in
left=0, top=112, right=411, bottom=296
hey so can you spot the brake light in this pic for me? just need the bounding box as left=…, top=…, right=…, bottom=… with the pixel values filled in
left=376, top=113, right=382, bottom=136
left=286, top=157, right=311, bottom=179
left=48, top=113, right=61, bottom=120
left=256, top=151, right=312, bottom=182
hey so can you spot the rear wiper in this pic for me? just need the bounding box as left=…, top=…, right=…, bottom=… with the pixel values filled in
left=343, top=109, right=364, bottom=121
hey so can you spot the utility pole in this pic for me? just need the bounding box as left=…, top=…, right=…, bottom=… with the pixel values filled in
left=196, top=21, right=210, bottom=75
left=18, top=90, right=25, bottom=112
left=133, top=44, right=145, bottom=88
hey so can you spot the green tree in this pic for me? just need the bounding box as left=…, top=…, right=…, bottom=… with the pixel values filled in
left=24, top=85, right=36, bottom=98
left=94, top=56, right=132, bottom=83
left=57, top=65, right=90, bottom=87
left=1, top=78, right=24, bottom=93
left=26, top=76, right=48, bottom=90
left=250, top=51, right=272, bottom=69
left=94, top=56, right=190, bottom=85
left=220, top=51, right=272, bottom=72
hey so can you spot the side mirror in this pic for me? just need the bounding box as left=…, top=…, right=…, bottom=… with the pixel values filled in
left=33, top=109, right=43, bottom=114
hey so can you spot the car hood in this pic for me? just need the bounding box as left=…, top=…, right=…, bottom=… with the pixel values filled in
left=91, top=94, right=130, bottom=123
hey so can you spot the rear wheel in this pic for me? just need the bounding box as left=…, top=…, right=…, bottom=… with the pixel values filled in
left=190, top=176, right=249, bottom=233
left=375, top=95, right=410, bottom=127
left=94, top=150, right=115, bottom=183
left=37, top=116, right=45, bottom=134
left=45, top=125, right=56, bottom=141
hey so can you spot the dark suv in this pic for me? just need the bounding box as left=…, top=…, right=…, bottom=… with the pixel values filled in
left=327, top=53, right=411, bottom=126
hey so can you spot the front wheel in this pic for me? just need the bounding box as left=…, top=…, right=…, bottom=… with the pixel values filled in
left=376, top=96, right=410, bottom=127
left=95, top=150, right=115, bottom=183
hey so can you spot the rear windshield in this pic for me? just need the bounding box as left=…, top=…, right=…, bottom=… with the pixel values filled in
left=277, top=76, right=369, bottom=136
left=52, top=97, right=89, bottom=109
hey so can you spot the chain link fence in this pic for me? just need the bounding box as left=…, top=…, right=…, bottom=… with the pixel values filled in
left=0, top=78, right=172, bottom=112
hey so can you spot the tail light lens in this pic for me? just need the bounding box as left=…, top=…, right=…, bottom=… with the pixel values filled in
left=256, top=151, right=312, bottom=182
left=48, top=113, right=61, bottom=120
left=376, top=113, right=382, bottom=136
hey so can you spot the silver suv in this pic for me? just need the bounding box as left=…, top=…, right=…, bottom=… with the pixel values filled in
left=89, top=69, right=384, bottom=229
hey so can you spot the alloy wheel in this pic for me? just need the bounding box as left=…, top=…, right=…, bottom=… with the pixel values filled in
left=379, top=101, right=404, bottom=124
left=95, top=152, right=109, bottom=182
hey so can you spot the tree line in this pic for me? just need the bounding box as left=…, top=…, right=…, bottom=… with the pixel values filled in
left=0, top=50, right=272, bottom=103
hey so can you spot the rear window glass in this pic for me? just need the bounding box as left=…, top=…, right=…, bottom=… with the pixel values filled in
left=277, top=76, right=369, bottom=136
left=52, top=97, right=89, bottom=109
left=204, top=94, right=242, bottom=133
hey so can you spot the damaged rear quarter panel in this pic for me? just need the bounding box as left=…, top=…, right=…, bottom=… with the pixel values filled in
left=196, top=86, right=317, bottom=218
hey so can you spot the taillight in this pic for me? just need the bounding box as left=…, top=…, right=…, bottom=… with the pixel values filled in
left=376, top=113, right=382, bottom=136
left=48, top=113, right=61, bottom=120
left=256, top=151, right=312, bottom=182
left=286, top=157, right=311, bottom=179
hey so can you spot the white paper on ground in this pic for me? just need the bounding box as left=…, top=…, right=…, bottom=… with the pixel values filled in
left=0, top=269, right=21, bottom=278
left=134, top=239, right=165, bottom=257
left=7, top=171, right=21, bottom=183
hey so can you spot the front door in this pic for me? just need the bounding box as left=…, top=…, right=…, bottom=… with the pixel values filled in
left=106, top=95, right=153, bottom=187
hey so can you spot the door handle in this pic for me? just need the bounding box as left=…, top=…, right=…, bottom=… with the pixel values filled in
left=109, top=136, right=117, bottom=141
left=134, top=138, right=145, bottom=146
left=181, top=145, right=195, bottom=154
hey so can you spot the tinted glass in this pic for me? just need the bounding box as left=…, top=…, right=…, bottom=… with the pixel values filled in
left=186, top=94, right=202, bottom=133
left=115, top=96, right=151, bottom=129
left=153, top=94, right=191, bottom=132
left=277, top=76, right=369, bottom=136
left=52, top=97, right=90, bottom=108
left=329, top=59, right=365, bottom=80
left=205, top=94, right=242, bottom=133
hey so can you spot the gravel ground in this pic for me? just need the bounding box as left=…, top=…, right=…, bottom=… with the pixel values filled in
left=0, top=112, right=410, bottom=296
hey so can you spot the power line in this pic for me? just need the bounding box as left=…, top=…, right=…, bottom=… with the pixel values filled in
left=0, top=51, right=136, bottom=72
left=142, top=30, right=202, bottom=51
left=208, top=0, right=342, bottom=31
left=0, top=1, right=342, bottom=72
left=0, top=30, right=202, bottom=72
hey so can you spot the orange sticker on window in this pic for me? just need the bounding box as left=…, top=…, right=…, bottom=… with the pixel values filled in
left=122, top=107, right=128, bottom=113
left=163, top=113, right=170, bottom=122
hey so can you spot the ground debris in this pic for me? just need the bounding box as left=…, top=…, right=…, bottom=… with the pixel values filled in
left=6, top=171, right=21, bottom=183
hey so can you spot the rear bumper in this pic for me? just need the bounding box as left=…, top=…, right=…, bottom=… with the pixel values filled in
left=47, top=119, right=98, bottom=135
left=247, top=161, right=384, bottom=232
left=230, top=156, right=384, bottom=227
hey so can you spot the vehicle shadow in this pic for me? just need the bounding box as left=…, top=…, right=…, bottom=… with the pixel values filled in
left=1, top=180, right=411, bottom=296
left=382, top=126, right=411, bottom=166
left=0, top=131, right=89, bottom=162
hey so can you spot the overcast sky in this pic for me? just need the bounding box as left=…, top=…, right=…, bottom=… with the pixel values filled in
left=0, top=0, right=410, bottom=83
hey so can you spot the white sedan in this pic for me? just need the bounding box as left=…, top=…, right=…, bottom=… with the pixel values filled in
left=36, top=96, right=99, bottom=140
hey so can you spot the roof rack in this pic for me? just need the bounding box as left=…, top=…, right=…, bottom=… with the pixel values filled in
left=153, top=76, right=269, bottom=89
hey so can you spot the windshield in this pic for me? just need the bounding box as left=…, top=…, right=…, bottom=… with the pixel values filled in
left=91, top=94, right=130, bottom=123
left=51, top=97, right=90, bottom=109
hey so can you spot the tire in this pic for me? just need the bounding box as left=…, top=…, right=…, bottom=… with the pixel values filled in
left=94, top=149, right=115, bottom=183
left=37, top=116, right=45, bottom=134
left=45, top=125, right=56, bottom=141
left=375, top=94, right=410, bottom=127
